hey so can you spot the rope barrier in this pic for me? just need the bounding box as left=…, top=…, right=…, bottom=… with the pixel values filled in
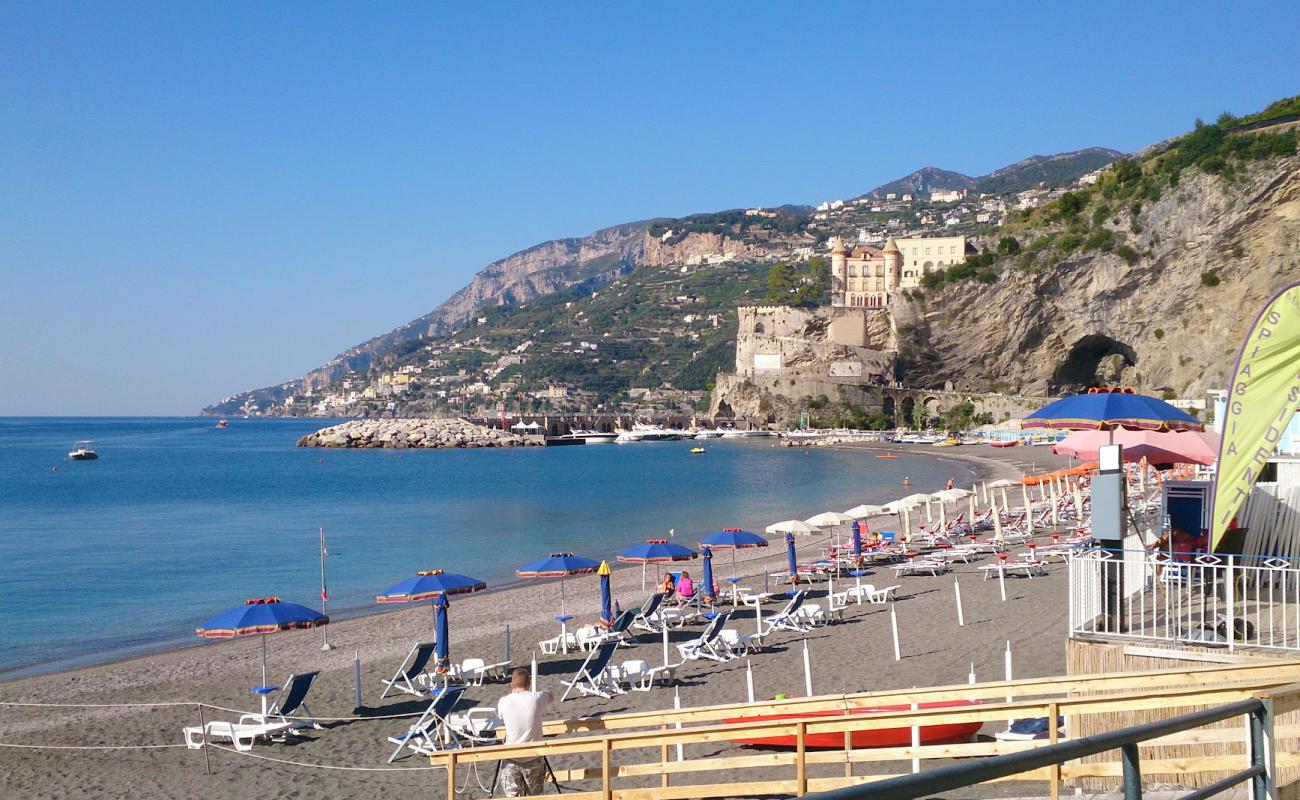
left=0, top=742, right=189, bottom=750
left=0, top=699, right=429, bottom=722
left=205, top=742, right=444, bottom=771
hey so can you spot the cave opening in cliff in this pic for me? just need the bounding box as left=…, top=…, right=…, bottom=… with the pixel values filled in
left=1051, top=334, right=1137, bottom=394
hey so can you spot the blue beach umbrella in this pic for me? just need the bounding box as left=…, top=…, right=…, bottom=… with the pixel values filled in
left=851, top=521, right=863, bottom=558
left=616, top=539, right=698, bottom=564
left=700, top=546, right=717, bottom=603
left=700, top=529, right=768, bottom=580
left=516, top=552, right=601, bottom=618
left=433, top=594, right=451, bottom=672
left=597, top=561, right=613, bottom=624
left=375, top=569, right=487, bottom=632
left=785, top=532, right=798, bottom=578
left=1022, top=388, right=1204, bottom=434
left=196, top=597, right=329, bottom=692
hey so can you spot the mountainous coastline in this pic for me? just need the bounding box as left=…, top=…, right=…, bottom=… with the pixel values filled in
left=206, top=99, right=1299, bottom=421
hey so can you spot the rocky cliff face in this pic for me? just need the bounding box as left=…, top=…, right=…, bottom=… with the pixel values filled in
left=640, top=230, right=771, bottom=267
left=909, top=155, right=1300, bottom=396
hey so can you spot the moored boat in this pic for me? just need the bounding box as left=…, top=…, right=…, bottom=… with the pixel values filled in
left=726, top=699, right=982, bottom=749
left=68, top=441, right=99, bottom=460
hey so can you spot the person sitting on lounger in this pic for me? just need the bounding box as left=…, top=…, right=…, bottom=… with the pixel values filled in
left=497, top=667, right=553, bottom=797
left=675, top=571, right=695, bottom=605
left=658, top=573, right=676, bottom=600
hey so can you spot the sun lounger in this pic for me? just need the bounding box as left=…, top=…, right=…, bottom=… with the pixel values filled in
left=538, top=629, right=580, bottom=655
left=719, top=627, right=761, bottom=656
left=579, top=609, right=638, bottom=651
left=762, top=591, right=810, bottom=635
left=184, top=719, right=295, bottom=752
left=835, top=582, right=899, bottom=605
left=386, top=684, right=469, bottom=761
left=676, top=612, right=733, bottom=662
left=630, top=592, right=668, bottom=633
left=453, top=657, right=512, bottom=686
left=240, top=671, right=321, bottom=730
left=614, top=659, right=676, bottom=691
left=891, top=559, right=948, bottom=577
left=380, top=642, right=438, bottom=699
left=560, top=641, right=624, bottom=701
left=980, top=560, right=1046, bottom=580
left=796, top=602, right=840, bottom=627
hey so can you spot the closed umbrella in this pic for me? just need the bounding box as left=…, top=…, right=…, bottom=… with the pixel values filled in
left=597, top=561, right=613, bottom=625
left=851, top=520, right=863, bottom=558
left=700, top=546, right=717, bottom=603
left=196, top=597, right=328, bottom=716
left=433, top=593, right=451, bottom=673
left=785, top=532, right=798, bottom=580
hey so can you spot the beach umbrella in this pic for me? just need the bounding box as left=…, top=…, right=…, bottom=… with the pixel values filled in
left=616, top=539, right=698, bottom=564
left=785, top=532, right=798, bottom=579
left=597, top=561, right=613, bottom=625
left=701, top=546, right=717, bottom=603
left=805, top=511, right=856, bottom=528
left=196, top=597, right=328, bottom=705
left=515, top=552, right=601, bottom=618
left=844, top=504, right=886, bottom=520
left=617, top=538, right=697, bottom=590
left=1022, top=387, right=1204, bottom=434
left=851, top=520, right=863, bottom=558
left=375, top=569, right=487, bottom=630
left=765, top=519, right=817, bottom=535
left=1053, top=428, right=1220, bottom=466
left=700, top=529, right=768, bottom=580
left=433, top=593, right=451, bottom=673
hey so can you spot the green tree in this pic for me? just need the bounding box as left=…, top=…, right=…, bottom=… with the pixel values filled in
left=996, top=236, right=1021, bottom=256
left=764, top=261, right=796, bottom=303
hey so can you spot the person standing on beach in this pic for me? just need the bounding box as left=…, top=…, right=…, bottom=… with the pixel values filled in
left=497, top=667, right=553, bottom=796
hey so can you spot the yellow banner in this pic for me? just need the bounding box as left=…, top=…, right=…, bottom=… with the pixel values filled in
left=1211, top=282, right=1300, bottom=550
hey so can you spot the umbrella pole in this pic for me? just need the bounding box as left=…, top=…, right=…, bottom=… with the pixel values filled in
left=260, top=635, right=269, bottom=718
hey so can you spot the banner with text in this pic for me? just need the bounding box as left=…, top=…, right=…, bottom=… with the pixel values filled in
left=1211, top=281, right=1300, bottom=551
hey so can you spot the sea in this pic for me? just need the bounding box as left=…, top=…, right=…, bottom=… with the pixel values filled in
left=0, top=417, right=977, bottom=679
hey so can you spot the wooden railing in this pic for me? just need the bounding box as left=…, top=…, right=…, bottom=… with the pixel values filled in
left=429, top=661, right=1300, bottom=799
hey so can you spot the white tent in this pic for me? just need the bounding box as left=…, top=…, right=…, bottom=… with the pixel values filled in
left=511, top=422, right=529, bottom=430
left=844, top=504, right=887, bottom=519
left=525, top=421, right=541, bottom=430
left=766, top=520, right=818, bottom=535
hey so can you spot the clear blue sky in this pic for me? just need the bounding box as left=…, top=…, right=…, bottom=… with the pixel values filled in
left=2, top=2, right=1297, bottom=415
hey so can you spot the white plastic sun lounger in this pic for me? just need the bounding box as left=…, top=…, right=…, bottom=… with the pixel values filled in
left=184, top=719, right=295, bottom=752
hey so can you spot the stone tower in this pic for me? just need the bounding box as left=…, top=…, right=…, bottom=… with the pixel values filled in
left=830, top=236, right=848, bottom=307
left=883, top=237, right=902, bottom=296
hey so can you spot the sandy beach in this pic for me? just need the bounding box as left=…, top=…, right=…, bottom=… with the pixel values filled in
left=0, top=443, right=1074, bottom=799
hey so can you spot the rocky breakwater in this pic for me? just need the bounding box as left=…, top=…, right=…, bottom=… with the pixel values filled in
left=296, top=419, right=541, bottom=449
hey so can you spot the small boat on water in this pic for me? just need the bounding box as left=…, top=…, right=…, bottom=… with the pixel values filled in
left=875, top=452, right=899, bottom=459
left=690, top=447, right=706, bottom=454
left=573, top=429, right=618, bottom=444
left=990, top=440, right=1019, bottom=448
left=68, top=441, right=99, bottom=460
left=215, top=418, right=229, bottom=429
left=726, top=699, right=982, bottom=749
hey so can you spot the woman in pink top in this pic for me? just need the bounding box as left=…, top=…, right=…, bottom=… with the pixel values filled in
left=675, top=571, right=695, bottom=605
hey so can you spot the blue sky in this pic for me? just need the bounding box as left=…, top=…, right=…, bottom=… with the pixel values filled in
left=2, top=2, right=1298, bottom=415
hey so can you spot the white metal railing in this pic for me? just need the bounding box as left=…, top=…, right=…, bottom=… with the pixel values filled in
left=1069, top=549, right=1300, bottom=652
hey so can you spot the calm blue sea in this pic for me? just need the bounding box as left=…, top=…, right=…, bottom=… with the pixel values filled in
left=0, top=418, right=975, bottom=678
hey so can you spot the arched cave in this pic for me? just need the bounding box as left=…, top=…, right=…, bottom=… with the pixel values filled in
left=1051, top=334, right=1138, bottom=394
left=882, top=395, right=897, bottom=423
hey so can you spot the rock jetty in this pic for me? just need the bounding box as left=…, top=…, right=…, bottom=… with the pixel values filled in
left=296, top=418, right=540, bottom=449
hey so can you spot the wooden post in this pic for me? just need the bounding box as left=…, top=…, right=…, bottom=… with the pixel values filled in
left=602, top=737, right=613, bottom=800
left=446, top=750, right=457, bottom=799
left=660, top=723, right=670, bottom=788
left=843, top=728, right=853, bottom=778
left=796, top=721, right=808, bottom=796
left=196, top=704, right=211, bottom=776
left=1048, top=700, right=1061, bottom=800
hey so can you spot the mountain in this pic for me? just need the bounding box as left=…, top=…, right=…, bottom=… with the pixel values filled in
left=865, top=166, right=975, bottom=199
left=973, top=147, right=1124, bottom=194
left=865, top=148, right=1124, bottom=199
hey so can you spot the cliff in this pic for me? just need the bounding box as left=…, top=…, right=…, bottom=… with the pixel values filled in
left=908, top=154, right=1300, bottom=397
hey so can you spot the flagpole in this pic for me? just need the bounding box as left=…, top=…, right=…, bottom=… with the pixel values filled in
left=320, top=527, right=333, bottom=651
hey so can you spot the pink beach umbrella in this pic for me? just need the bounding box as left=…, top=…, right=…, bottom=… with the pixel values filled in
left=1052, top=428, right=1221, bottom=466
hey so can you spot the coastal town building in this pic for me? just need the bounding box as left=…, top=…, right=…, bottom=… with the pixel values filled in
left=829, top=234, right=972, bottom=308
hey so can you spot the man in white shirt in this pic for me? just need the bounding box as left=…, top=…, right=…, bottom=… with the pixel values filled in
left=496, top=667, right=553, bottom=796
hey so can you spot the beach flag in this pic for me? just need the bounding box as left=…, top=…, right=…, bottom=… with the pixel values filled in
left=1210, top=281, right=1300, bottom=550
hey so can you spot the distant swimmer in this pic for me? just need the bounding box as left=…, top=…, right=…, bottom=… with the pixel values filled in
left=903, top=476, right=910, bottom=486
left=946, top=478, right=954, bottom=490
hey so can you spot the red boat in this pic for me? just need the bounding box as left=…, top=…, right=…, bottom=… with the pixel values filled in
left=726, top=700, right=982, bottom=749
left=989, top=440, right=1019, bottom=448
left=875, top=453, right=899, bottom=459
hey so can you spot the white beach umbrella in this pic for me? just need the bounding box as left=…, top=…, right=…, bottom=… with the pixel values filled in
left=933, top=488, right=973, bottom=502
left=804, top=511, right=856, bottom=528
left=896, top=493, right=932, bottom=507
left=987, top=479, right=1017, bottom=488
left=844, top=504, right=887, bottom=519
left=766, top=520, right=817, bottom=536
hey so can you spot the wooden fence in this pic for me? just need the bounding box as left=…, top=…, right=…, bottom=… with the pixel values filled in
left=429, top=661, right=1300, bottom=799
